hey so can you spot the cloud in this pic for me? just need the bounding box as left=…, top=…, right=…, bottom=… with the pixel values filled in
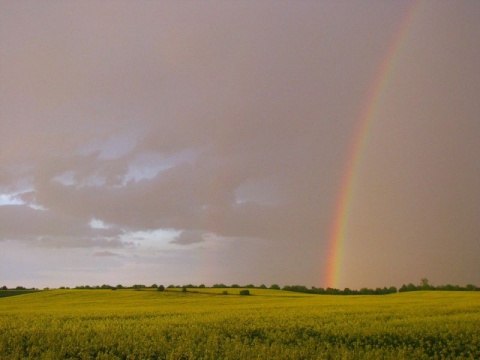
left=35, top=236, right=128, bottom=249
left=170, top=230, right=205, bottom=246
left=93, top=251, right=119, bottom=257
left=0, top=205, right=128, bottom=249
left=1, top=1, right=365, bottom=249
left=1, top=1, right=479, bottom=288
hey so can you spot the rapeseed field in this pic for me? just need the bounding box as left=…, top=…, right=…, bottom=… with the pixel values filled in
left=0, top=289, right=478, bottom=359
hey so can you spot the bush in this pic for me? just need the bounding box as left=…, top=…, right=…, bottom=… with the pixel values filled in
left=239, top=290, right=250, bottom=296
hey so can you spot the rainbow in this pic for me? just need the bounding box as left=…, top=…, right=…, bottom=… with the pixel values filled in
left=324, top=1, right=422, bottom=289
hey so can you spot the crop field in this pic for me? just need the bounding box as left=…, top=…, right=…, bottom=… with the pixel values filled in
left=0, top=290, right=39, bottom=299
left=0, top=289, right=478, bottom=359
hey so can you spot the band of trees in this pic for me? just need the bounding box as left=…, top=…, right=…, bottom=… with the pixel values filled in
left=1, top=278, right=478, bottom=295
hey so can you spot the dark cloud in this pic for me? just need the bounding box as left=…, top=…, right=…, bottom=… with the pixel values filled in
left=0, top=1, right=479, bottom=288
left=170, top=230, right=205, bottom=246
left=36, top=236, right=127, bottom=249
left=0, top=205, right=127, bottom=249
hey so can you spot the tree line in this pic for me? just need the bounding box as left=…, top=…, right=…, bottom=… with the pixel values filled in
left=0, top=286, right=36, bottom=290
left=282, top=285, right=398, bottom=295
left=398, top=278, right=478, bottom=292
left=1, top=279, right=478, bottom=294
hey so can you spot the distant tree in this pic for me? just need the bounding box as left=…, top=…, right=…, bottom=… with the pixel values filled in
left=231, top=284, right=240, bottom=288
left=343, top=288, right=352, bottom=295
left=244, top=284, right=255, bottom=288
left=283, top=285, right=309, bottom=293
left=213, top=283, right=227, bottom=288
left=199, top=284, right=206, bottom=288
left=151, top=284, right=158, bottom=289
left=359, top=288, right=373, bottom=295
left=443, top=284, right=460, bottom=291
left=388, top=286, right=397, bottom=294
left=181, top=286, right=187, bottom=293
left=420, top=278, right=432, bottom=290
left=15, top=286, right=26, bottom=290
left=406, top=283, right=417, bottom=292
left=116, top=284, right=123, bottom=289
left=239, top=289, right=250, bottom=296
left=157, top=285, right=165, bottom=292
left=270, top=284, right=280, bottom=290
left=259, top=284, right=267, bottom=289
left=326, top=287, right=341, bottom=295
left=1, top=286, right=7, bottom=290
left=167, top=285, right=175, bottom=288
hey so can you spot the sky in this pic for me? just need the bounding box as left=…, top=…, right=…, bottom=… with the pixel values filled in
left=1, top=1, right=479, bottom=289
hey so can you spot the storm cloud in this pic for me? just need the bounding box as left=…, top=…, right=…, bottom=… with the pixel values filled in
left=1, top=1, right=479, bottom=288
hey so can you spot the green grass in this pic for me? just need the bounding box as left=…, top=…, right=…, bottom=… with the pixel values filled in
left=0, top=289, right=479, bottom=359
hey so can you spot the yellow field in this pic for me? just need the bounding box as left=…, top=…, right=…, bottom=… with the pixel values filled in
left=0, top=289, right=478, bottom=359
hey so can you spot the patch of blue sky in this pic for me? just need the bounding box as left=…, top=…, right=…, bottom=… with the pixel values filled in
left=123, top=148, right=197, bottom=183
left=0, top=191, right=47, bottom=210
left=120, top=228, right=181, bottom=251
left=0, top=193, right=24, bottom=206
left=52, top=171, right=76, bottom=186
left=89, top=218, right=110, bottom=229
left=53, top=171, right=106, bottom=188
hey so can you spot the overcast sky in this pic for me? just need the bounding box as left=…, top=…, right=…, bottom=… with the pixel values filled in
left=1, top=1, right=479, bottom=289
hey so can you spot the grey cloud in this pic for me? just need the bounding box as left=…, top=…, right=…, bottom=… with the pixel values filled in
left=1, top=1, right=479, bottom=287
left=0, top=205, right=127, bottom=248
left=0, top=205, right=85, bottom=239
left=170, top=230, right=205, bottom=246
left=93, top=251, right=119, bottom=257
left=35, top=236, right=127, bottom=249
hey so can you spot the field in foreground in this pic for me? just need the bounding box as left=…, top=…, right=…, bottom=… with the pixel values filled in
left=0, top=289, right=478, bottom=359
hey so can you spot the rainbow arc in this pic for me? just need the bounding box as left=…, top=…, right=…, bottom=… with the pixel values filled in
left=324, top=1, right=422, bottom=289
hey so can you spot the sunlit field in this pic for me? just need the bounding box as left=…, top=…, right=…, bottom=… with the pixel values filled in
left=0, top=289, right=478, bottom=359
